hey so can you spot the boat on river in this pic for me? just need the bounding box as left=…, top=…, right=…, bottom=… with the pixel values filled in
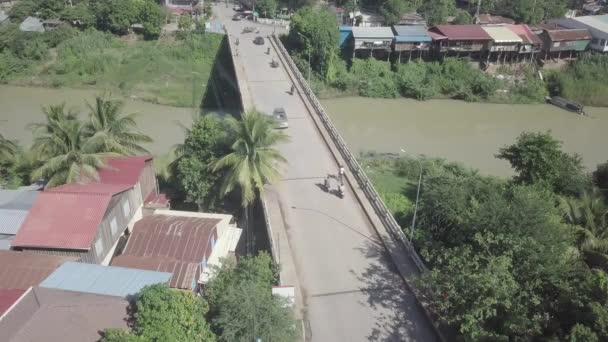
left=545, top=96, right=586, bottom=116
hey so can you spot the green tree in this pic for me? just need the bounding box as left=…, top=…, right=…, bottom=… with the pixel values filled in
left=138, top=0, right=166, bottom=40
left=593, top=161, right=608, bottom=197
left=102, top=284, right=216, bottom=342
left=85, top=96, right=152, bottom=155
left=206, top=253, right=296, bottom=342
left=501, top=0, right=568, bottom=24
left=452, top=9, right=473, bottom=24
left=213, top=110, right=287, bottom=253
left=496, top=131, right=589, bottom=196
left=61, top=2, right=96, bottom=29
left=256, top=0, right=278, bottom=18
left=30, top=112, right=115, bottom=187
left=8, top=0, right=39, bottom=21
left=92, top=0, right=138, bottom=35
left=176, top=115, right=229, bottom=211
left=178, top=14, right=194, bottom=32
left=288, top=7, right=340, bottom=82
left=569, top=324, right=599, bottom=342
left=0, top=134, right=17, bottom=162
left=419, top=0, right=456, bottom=26
left=380, top=0, right=413, bottom=25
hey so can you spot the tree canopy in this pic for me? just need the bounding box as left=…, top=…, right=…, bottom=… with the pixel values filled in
left=103, top=284, right=216, bottom=342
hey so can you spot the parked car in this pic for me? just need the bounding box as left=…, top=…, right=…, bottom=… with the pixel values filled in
left=232, top=14, right=242, bottom=21
left=233, top=4, right=242, bottom=11
left=253, top=36, right=264, bottom=45
left=272, top=108, right=288, bottom=129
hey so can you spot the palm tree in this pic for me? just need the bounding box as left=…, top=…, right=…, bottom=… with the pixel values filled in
left=85, top=96, right=153, bottom=155
left=0, top=134, right=17, bottom=162
left=213, top=110, right=288, bottom=253
left=560, top=190, right=608, bottom=270
left=31, top=113, right=117, bottom=188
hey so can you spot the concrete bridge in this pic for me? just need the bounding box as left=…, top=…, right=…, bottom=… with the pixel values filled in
left=212, top=5, right=441, bottom=341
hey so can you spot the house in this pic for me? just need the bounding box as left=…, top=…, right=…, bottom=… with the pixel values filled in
left=506, top=24, right=542, bottom=57
left=40, top=261, right=171, bottom=298
left=0, top=190, right=39, bottom=250
left=392, top=25, right=432, bottom=62
left=549, top=15, right=608, bottom=52
left=0, top=251, right=76, bottom=290
left=429, top=25, right=492, bottom=57
left=398, top=12, right=426, bottom=26
left=112, top=210, right=242, bottom=291
left=351, top=26, right=394, bottom=59
left=11, top=183, right=137, bottom=264
left=538, top=26, right=592, bottom=59
left=482, top=25, right=523, bottom=63
left=0, top=286, right=131, bottom=342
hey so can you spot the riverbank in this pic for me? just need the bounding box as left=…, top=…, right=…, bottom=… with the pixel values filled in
left=323, top=96, right=608, bottom=176
left=1, top=27, right=223, bottom=107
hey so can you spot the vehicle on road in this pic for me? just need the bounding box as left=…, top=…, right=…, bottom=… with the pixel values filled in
left=242, top=26, right=255, bottom=33
left=272, top=108, right=288, bottom=129
left=232, top=14, right=242, bottom=21
left=253, top=36, right=264, bottom=45
left=233, top=4, right=241, bottom=11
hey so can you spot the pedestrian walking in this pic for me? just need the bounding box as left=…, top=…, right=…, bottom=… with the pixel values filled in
left=290, top=84, right=295, bottom=95
left=339, top=183, right=345, bottom=198
left=324, top=175, right=331, bottom=192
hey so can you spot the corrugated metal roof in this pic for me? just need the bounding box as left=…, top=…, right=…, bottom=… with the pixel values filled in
left=19, top=16, right=44, bottom=32
left=392, top=25, right=432, bottom=42
left=352, top=26, right=394, bottom=39
left=476, top=14, right=514, bottom=25
left=97, top=156, right=152, bottom=186
left=112, top=255, right=198, bottom=289
left=40, top=262, right=171, bottom=297
left=482, top=26, right=523, bottom=43
left=0, top=289, right=26, bottom=316
left=47, top=183, right=132, bottom=195
left=111, top=214, right=220, bottom=289
left=574, top=15, right=608, bottom=32
left=0, top=209, right=29, bottom=235
left=0, top=287, right=129, bottom=342
left=0, top=190, right=39, bottom=210
left=11, top=192, right=112, bottom=250
left=506, top=24, right=542, bottom=45
left=0, top=251, right=76, bottom=290
left=546, top=28, right=592, bottom=41
left=595, top=14, right=608, bottom=24
left=431, top=25, right=492, bottom=40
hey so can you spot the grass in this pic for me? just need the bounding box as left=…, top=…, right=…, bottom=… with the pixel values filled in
left=10, top=30, right=224, bottom=108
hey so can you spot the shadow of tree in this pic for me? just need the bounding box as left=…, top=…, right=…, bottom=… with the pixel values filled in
left=352, top=239, right=439, bottom=342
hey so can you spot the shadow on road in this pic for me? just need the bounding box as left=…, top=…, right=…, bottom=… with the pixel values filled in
left=353, top=240, right=437, bottom=342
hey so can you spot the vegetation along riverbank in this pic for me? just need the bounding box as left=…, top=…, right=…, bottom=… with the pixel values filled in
left=0, top=0, right=221, bottom=108
left=360, top=131, right=608, bottom=340
left=285, top=6, right=608, bottom=106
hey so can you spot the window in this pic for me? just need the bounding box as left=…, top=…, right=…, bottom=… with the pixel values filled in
left=95, top=239, right=104, bottom=257
left=110, top=217, right=118, bottom=235
left=122, top=201, right=130, bottom=216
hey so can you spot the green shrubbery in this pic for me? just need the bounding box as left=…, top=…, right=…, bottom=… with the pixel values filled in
left=547, top=54, right=608, bottom=107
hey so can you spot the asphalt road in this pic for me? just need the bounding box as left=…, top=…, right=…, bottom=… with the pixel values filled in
left=211, top=5, right=437, bottom=341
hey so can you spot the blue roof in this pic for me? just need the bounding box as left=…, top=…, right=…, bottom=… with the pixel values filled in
left=392, top=25, right=431, bottom=42
left=40, top=262, right=172, bottom=297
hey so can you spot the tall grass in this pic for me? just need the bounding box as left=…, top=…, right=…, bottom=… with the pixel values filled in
left=548, top=54, right=608, bottom=107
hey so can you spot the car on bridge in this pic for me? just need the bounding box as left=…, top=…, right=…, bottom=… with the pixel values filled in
left=272, top=108, right=288, bottom=129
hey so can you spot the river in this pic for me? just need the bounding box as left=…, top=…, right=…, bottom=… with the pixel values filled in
left=0, top=85, right=195, bottom=156
left=322, top=97, right=608, bottom=176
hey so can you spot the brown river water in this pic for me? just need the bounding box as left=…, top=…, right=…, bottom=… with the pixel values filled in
left=322, top=97, right=608, bottom=176
left=0, top=85, right=194, bottom=156
left=2, top=86, right=607, bottom=176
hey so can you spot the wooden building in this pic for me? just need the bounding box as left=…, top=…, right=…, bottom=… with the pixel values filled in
left=506, top=24, right=542, bottom=60
left=429, top=25, right=492, bottom=58
left=482, top=25, right=523, bottom=63
left=538, top=26, right=591, bottom=59
left=391, top=25, right=432, bottom=62
left=351, top=26, right=394, bottom=59
left=550, top=15, right=608, bottom=53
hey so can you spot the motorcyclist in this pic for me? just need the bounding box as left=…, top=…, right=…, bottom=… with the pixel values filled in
left=324, top=176, right=330, bottom=191
left=339, top=183, right=345, bottom=198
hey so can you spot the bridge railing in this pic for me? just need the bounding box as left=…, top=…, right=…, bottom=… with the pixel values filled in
left=271, top=35, right=428, bottom=273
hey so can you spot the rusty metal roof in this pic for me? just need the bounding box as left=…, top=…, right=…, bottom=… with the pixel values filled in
left=111, top=215, right=220, bottom=289
left=546, top=28, right=592, bottom=41
left=0, top=287, right=129, bottom=342
left=47, top=183, right=132, bottom=195
left=431, top=25, right=492, bottom=41
left=98, top=156, right=153, bottom=186
left=0, top=251, right=76, bottom=290
left=0, top=289, right=26, bottom=316
left=11, top=192, right=112, bottom=250
left=506, top=24, right=542, bottom=45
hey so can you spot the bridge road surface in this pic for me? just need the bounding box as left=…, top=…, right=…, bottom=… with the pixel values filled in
left=212, top=5, right=437, bottom=341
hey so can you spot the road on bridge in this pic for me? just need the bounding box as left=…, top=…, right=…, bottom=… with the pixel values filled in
left=211, top=5, right=437, bottom=341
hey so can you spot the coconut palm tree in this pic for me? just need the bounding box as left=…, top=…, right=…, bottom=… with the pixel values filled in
left=213, top=110, right=288, bottom=253
left=85, top=96, right=153, bottom=155
left=31, top=114, right=117, bottom=188
left=0, top=134, right=17, bottom=162
left=560, top=190, right=608, bottom=270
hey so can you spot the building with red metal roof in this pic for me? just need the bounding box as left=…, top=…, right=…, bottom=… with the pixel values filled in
left=506, top=24, right=542, bottom=55
left=98, top=156, right=157, bottom=203
left=0, top=251, right=76, bottom=290
left=429, top=25, right=492, bottom=56
left=112, top=211, right=241, bottom=290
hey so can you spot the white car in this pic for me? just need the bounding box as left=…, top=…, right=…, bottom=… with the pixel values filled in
left=233, top=5, right=241, bottom=11
left=272, top=108, right=288, bottom=129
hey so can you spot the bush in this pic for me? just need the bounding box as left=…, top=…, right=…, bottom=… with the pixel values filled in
left=549, top=54, right=608, bottom=106
left=0, top=52, right=31, bottom=81
left=350, top=59, right=398, bottom=98
left=380, top=191, right=412, bottom=227
left=51, top=30, right=122, bottom=77
left=395, top=62, right=438, bottom=100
